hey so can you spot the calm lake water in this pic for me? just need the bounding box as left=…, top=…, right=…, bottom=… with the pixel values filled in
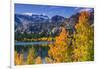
left=15, top=41, right=54, bottom=46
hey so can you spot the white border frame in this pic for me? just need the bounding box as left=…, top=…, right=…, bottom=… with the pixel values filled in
left=11, top=0, right=95, bottom=69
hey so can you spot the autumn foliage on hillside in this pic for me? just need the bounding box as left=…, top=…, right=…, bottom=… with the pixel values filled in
left=47, top=11, right=94, bottom=63
left=72, top=11, right=94, bottom=61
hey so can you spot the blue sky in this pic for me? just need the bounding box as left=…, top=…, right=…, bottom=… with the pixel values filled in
left=15, top=3, right=93, bottom=18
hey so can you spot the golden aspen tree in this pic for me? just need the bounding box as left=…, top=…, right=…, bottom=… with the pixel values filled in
left=48, top=27, right=70, bottom=62
left=14, top=51, right=24, bottom=65
left=26, top=47, right=35, bottom=64
left=45, top=57, right=53, bottom=63
left=14, top=51, right=17, bottom=65
left=19, top=54, right=24, bottom=64
left=72, top=11, right=94, bottom=61
left=35, top=56, right=42, bottom=64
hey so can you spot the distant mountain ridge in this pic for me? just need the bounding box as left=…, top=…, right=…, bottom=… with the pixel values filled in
left=15, top=13, right=65, bottom=34
left=15, top=11, right=94, bottom=35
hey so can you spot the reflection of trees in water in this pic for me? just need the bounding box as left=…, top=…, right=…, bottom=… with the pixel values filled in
left=38, top=46, right=49, bottom=58
left=15, top=44, right=50, bottom=64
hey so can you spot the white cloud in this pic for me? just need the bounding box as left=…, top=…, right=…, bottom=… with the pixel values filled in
left=74, top=7, right=80, bottom=10
left=79, top=8, right=92, bottom=12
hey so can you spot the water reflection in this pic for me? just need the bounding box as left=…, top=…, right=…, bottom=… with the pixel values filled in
left=15, top=41, right=53, bottom=64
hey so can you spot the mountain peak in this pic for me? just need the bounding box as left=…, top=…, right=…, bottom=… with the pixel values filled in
left=21, top=13, right=33, bottom=16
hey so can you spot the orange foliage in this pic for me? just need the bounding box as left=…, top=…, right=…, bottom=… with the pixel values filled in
left=35, top=56, right=42, bottom=64
left=48, top=27, right=70, bottom=62
left=14, top=51, right=24, bottom=65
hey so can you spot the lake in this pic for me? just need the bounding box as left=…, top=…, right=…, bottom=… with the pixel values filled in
left=15, top=41, right=54, bottom=46
left=15, top=41, right=54, bottom=64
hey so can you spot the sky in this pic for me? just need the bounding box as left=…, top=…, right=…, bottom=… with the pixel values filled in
left=15, top=3, right=93, bottom=18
